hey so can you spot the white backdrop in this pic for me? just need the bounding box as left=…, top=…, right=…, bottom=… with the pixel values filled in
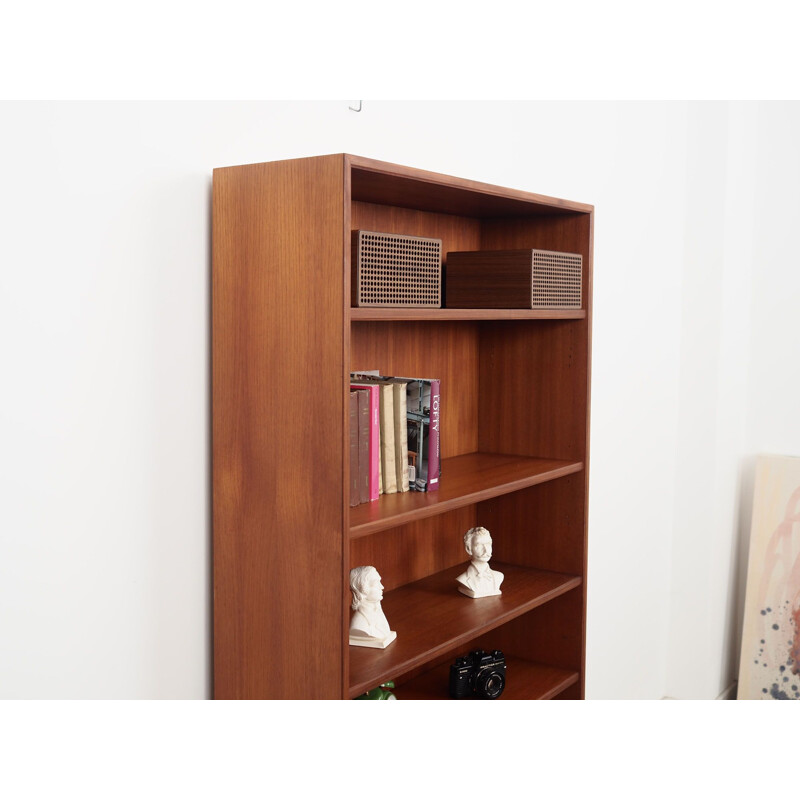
left=1, top=101, right=797, bottom=698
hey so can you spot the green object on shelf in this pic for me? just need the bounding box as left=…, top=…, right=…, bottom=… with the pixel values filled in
left=354, top=680, right=396, bottom=700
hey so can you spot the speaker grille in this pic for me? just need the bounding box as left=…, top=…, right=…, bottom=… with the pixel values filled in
left=353, top=230, right=441, bottom=307
left=531, top=250, right=582, bottom=309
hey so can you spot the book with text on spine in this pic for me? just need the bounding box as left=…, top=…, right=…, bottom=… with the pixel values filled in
left=405, top=378, right=440, bottom=492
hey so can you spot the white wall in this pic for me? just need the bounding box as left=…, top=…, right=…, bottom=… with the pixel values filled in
left=0, top=101, right=794, bottom=698
left=732, top=104, right=800, bottom=691
left=664, top=103, right=756, bottom=699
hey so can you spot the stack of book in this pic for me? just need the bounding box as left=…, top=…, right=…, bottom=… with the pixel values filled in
left=349, top=372, right=440, bottom=507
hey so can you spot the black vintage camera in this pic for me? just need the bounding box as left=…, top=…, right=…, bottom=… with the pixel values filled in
left=449, top=649, right=506, bottom=699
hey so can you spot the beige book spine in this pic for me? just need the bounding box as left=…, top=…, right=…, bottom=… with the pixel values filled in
left=379, top=384, right=397, bottom=494
left=393, top=383, right=409, bottom=492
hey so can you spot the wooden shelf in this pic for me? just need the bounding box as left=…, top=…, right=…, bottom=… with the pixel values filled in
left=348, top=562, right=581, bottom=697
left=396, top=657, right=580, bottom=700
left=349, top=453, right=583, bottom=538
left=350, top=308, right=586, bottom=322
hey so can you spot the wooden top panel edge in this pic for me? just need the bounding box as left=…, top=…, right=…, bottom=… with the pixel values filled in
left=212, top=153, right=346, bottom=178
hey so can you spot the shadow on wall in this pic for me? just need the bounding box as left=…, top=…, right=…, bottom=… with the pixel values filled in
left=724, top=455, right=758, bottom=691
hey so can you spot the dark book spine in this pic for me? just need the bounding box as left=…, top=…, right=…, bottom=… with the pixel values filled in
left=357, top=389, right=370, bottom=504
left=349, top=392, right=359, bottom=507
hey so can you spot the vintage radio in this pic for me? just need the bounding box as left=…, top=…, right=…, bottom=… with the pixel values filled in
left=445, top=248, right=583, bottom=309
left=352, top=230, right=442, bottom=308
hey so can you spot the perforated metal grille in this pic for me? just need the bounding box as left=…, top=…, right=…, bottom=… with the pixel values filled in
left=354, top=230, right=441, bottom=307
left=531, top=250, right=582, bottom=309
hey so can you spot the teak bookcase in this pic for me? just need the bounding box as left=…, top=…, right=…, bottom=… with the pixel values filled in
left=212, top=154, right=593, bottom=700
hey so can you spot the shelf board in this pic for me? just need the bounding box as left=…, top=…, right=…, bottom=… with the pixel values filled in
left=349, top=453, right=583, bottom=538
left=347, top=154, right=594, bottom=217
left=396, top=657, right=579, bottom=701
left=348, top=562, right=581, bottom=698
left=350, top=308, right=586, bottom=322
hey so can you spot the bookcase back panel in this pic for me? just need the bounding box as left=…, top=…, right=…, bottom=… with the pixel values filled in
left=477, top=472, right=586, bottom=576
left=349, top=506, right=476, bottom=593
left=481, top=214, right=592, bottom=312
left=350, top=159, right=587, bottom=218
left=351, top=201, right=481, bottom=261
left=385, top=601, right=583, bottom=699
left=350, top=321, right=480, bottom=458
left=477, top=320, right=588, bottom=462
left=487, top=589, right=584, bottom=677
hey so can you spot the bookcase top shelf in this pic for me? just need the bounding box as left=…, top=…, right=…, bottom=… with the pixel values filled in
left=349, top=452, right=583, bottom=538
left=350, top=308, right=587, bottom=322
left=348, top=561, right=582, bottom=697
left=347, top=154, right=593, bottom=218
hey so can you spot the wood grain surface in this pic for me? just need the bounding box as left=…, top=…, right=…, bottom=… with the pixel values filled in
left=478, top=472, right=586, bottom=576
left=348, top=562, right=581, bottom=697
left=478, top=320, right=588, bottom=463
left=213, top=154, right=593, bottom=700
left=349, top=452, right=582, bottom=537
left=212, top=155, right=346, bottom=699
left=350, top=320, right=479, bottom=458
left=350, top=506, right=476, bottom=593
left=348, top=154, right=593, bottom=218
left=350, top=308, right=586, bottom=321
left=397, top=656, right=579, bottom=701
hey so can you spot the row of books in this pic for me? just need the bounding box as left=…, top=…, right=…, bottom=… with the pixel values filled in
left=349, top=371, right=440, bottom=507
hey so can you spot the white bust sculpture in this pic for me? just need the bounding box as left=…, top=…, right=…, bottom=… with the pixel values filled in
left=349, top=565, right=397, bottom=649
left=456, top=526, right=504, bottom=598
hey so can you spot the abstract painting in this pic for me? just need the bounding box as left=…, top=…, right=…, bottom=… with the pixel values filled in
left=738, top=454, right=800, bottom=699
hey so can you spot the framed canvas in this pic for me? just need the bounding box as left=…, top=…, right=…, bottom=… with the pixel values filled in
left=738, top=455, right=800, bottom=699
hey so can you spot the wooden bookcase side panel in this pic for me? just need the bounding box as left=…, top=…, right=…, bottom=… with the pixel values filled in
left=477, top=472, right=587, bottom=577
left=350, top=506, right=477, bottom=593
left=212, top=156, right=347, bottom=699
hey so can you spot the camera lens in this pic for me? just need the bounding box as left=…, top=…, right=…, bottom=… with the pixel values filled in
left=478, top=670, right=505, bottom=699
